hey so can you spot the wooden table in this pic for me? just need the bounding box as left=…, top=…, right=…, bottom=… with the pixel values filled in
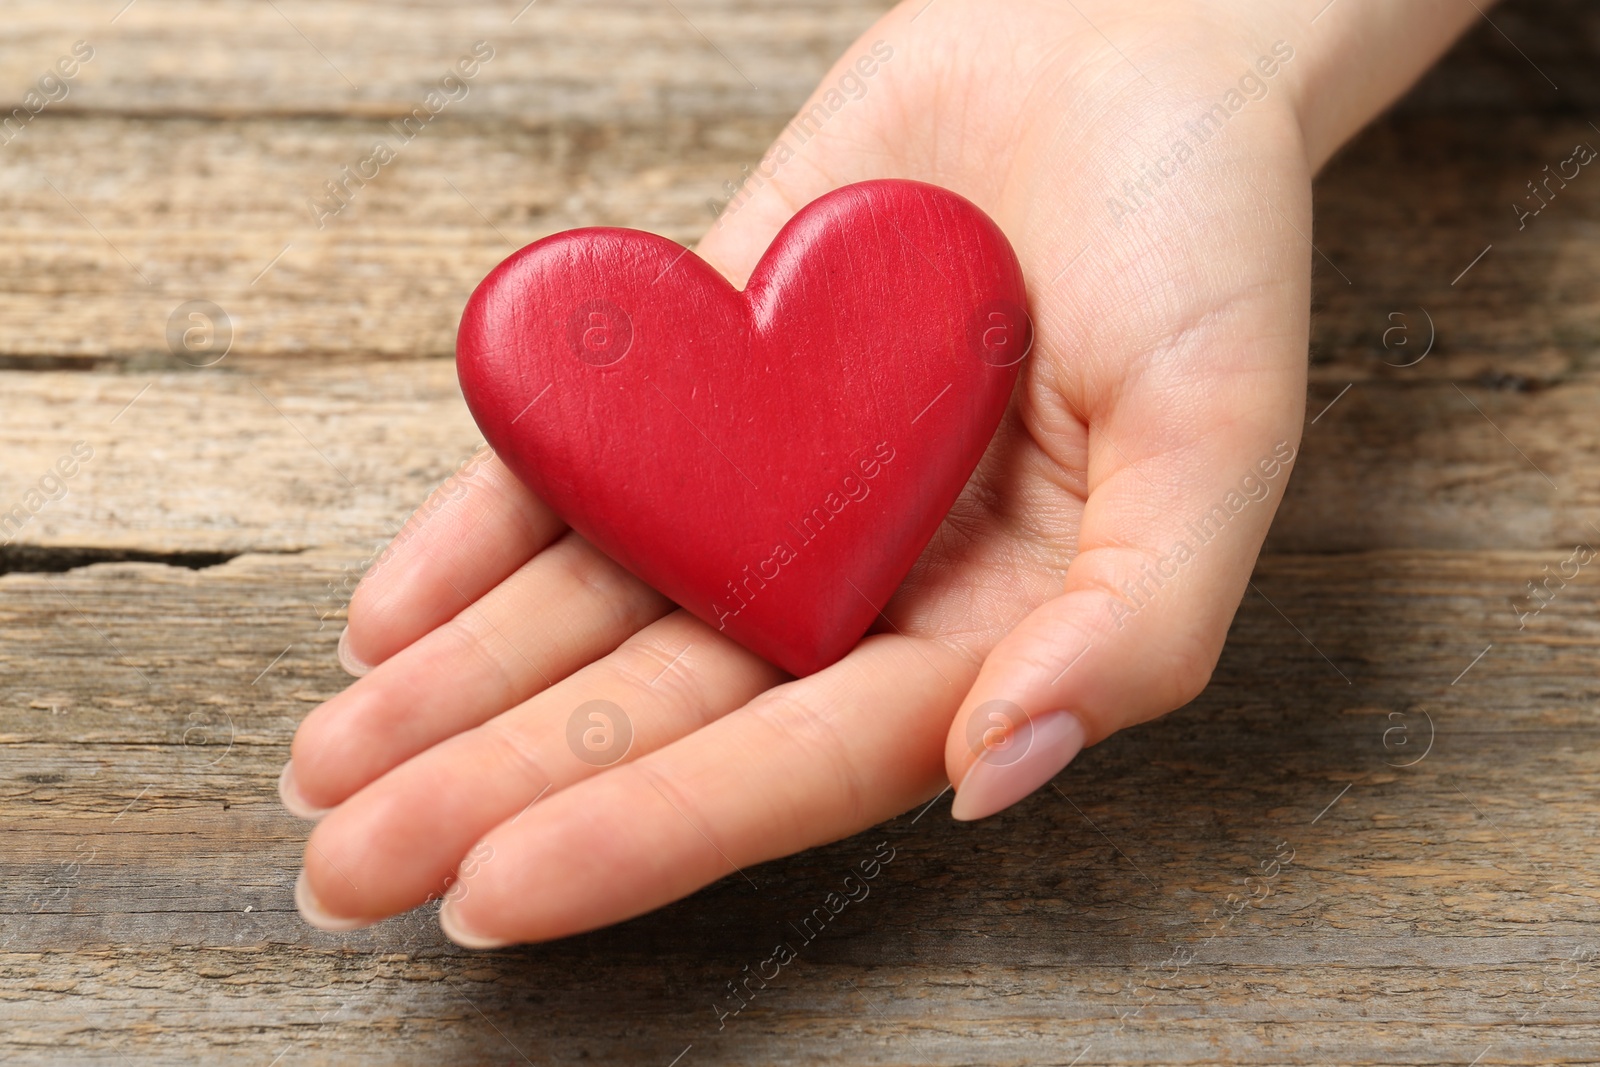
left=3, top=1, right=1598, bottom=1063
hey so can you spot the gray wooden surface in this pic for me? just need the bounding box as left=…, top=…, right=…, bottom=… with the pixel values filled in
left=3, top=1, right=1599, bottom=1063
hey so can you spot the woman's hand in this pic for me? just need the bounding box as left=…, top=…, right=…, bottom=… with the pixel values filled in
left=281, top=0, right=1481, bottom=945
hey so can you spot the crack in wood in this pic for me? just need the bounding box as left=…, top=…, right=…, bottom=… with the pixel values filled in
left=0, top=546, right=303, bottom=576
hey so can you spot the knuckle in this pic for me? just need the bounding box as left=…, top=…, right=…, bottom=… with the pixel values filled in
left=631, top=759, right=737, bottom=860
left=555, top=534, right=663, bottom=630
left=479, top=714, right=555, bottom=786
left=443, top=610, right=525, bottom=701
left=747, top=690, right=869, bottom=833
left=611, top=628, right=706, bottom=716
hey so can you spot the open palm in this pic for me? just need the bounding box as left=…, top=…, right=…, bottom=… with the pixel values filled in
left=284, top=0, right=1320, bottom=945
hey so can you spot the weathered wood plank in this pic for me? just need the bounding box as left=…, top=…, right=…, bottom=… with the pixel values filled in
left=0, top=361, right=480, bottom=557
left=1307, top=113, right=1600, bottom=384
left=0, top=0, right=877, bottom=365
left=1270, top=372, right=1600, bottom=552
left=5, top=359, right=1600, bottom=558
left=0, top=116, right=772, bottom=364
left=0, top=0, right=869, bottom=122
left=7, top=107, right=1598, bottom=369
left=0, top=2, right=1594, bottom=366
left=3, top=550, right=1599, bottom=1063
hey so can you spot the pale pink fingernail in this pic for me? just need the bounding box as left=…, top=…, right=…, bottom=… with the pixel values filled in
left=277, top=760, right=329, bottom=821
left=295, top=869, right=375, bottom=932
left=951, top=709, right=1085, bottom=821
left=337, top=626, right=372, bottom=677
left=439, top=900, right=511, bottom=950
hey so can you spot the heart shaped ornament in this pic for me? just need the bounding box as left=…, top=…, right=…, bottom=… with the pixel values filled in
left=457, top=179, right=1030, bottom=676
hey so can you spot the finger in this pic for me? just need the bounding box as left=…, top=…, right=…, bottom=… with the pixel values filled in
left=436, top=635, right=975, bottom=946
left=944, top=244, right=1311, bottom=820
left=341, top=449, right=566, bottom=674
left=285, top=532, right=672, bottom=816
left=294, top=611, right=785, bottom=927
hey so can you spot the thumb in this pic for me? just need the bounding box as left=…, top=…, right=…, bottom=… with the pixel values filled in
left=945, top=309, right=1310, bottom=821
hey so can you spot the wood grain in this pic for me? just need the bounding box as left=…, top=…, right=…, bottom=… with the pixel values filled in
left=0, top=0, right=868, bottom=365
left=3, top=0, right=1599, bottom=1063
left=4, top=551, right=1599, bottom=1064
left=6, top=361, right=1600, bottom=559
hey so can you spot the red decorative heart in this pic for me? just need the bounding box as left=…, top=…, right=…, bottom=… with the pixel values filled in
left=456, top=179, right=1029, bottom=676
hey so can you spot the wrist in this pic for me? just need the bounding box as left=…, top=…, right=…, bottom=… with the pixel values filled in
left=1206, top=0, right=1486, bottom=170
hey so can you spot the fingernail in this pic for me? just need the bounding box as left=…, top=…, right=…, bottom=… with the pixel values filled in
left=295, top=869, right=375, bottom=932
left=951, top=709, right=1085, bottom=821
left=278, top=760, right=330, bottom=821
left=337, top=626, right=372, bottom=677
left=438, top=900, right=511, bottom=950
